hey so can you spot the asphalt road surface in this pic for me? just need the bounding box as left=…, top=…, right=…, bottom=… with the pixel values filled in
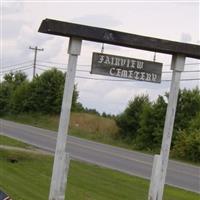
left=1, top=119, right=199, bottom=193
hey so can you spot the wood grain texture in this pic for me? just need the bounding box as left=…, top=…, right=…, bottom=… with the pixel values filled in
left=38, top=18, right=200, bottom=59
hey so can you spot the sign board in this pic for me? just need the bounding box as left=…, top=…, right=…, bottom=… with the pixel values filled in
left=91, top=53, right=163, bottom=83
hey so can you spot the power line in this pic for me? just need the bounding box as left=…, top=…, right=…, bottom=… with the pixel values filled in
left=0, top=67, right=33, bottom=75
left=36, top=64, right=89, bottom=72
left=30, top=64, right=200, bottom=82
left=3, top=54, right=200, bottom=67
left=36, top=67, right=46, bottom=71
left=37, top=60, right=67, bottom=66
left=1, top=65, right=199, bottom=83
left=0, top=67, right=33, bottom=77
left=37, top=64, right=66, bottom=70
left=162, top=70, right=200, bottom=74
left=22, top=66, right=33, bottom=71
left=0, top=65, right=33, bottom=74
left=37, top=60, right=90, bottom=67
left=75, top=75, right=200, bottom=82
left=2, top=60, right=200, bottom=72
left=2, top=61, right=200, bottom=77
left=35, top=63, right=200, bottom=74
left=2, top=61, right=33, bottom=69
left=37, top=59, right=200, bottom=67
left=3, top=63, right=200, bottom=74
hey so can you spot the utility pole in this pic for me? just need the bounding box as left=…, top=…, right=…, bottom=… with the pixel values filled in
left=29, top=46, right=44, bottom=78
left=153, top=52, right=156, bottom=62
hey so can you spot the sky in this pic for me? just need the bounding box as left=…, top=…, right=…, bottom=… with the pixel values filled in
left=1, top=0, right=200, bottom=114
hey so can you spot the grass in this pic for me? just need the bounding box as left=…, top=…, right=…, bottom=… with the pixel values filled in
left=2, top=113, right=59, bottom=131
left=0, top=147, right=199, bottom=200
left=0, top=134, right=31, bottom=148
left=2, top=113, right=131, bottom=149
left=2, top=112, right=119, bottom=135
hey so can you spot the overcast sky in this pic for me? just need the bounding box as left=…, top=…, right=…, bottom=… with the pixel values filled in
left=1, top=1, right=200, bottom=114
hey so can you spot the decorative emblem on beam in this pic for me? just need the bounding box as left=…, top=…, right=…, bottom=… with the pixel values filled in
left=39, top=18, right=200, bottom=59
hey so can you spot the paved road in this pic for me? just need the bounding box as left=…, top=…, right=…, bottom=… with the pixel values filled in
left=1, top=119, right=199, bottom=193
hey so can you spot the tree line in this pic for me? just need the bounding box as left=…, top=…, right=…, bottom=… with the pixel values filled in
left=0, top=69, right=199, bottom=162
left=0, top=69, right=83, bottom=115
left=115, top=88, right=200, bottom=162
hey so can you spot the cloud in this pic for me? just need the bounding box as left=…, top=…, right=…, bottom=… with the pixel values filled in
left=72, top=14, right=122, bottom=28
left=2, top=15, right=60, bottom=65
left=2, top=18, right=24, bottom=39
left=2, top=1, right=24, bottom=15
left=2, top=40, right=22, bottom=65
left=180, top=33, right=192, bottom=43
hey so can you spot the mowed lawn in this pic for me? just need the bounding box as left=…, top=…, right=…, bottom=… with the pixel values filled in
left=0, top=147, right=199, bottom=200
left=0, top=135, right=30, bottom=148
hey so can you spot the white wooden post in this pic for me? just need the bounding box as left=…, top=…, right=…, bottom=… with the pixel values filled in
left=157, top=54, right=185, bottom=200
left=148, top=155, right=161, bottom=200
left=49, top=37, right=82, bottom=200
left=58, top=153, right=70, bottom=200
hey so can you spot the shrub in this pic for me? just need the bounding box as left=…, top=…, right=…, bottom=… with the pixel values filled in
left=115, top=95, right=151, bottom=141
left=172, top=130, right=200, bottom=162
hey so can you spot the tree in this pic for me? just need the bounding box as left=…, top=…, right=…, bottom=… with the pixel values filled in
left=115, top=95, right=150, bottom=141
left=0, top=82, right=10, bottom=114
left=71, top=84, right=82, bottom=112
left=136, top=96, right=167, bottom=150
left=0, top=71, right=28, bottom=114
left=4, top=71, right=27, bottom=87
left=28, top=68, right=80, bottom=114
left=84, top=108, right=100, bottom=115
left=0, top=69, right=81, bottom=114
left=174, top=87, right=200, bottom=132
left=115, top=87, right=200, bottom=160
left=101, top=112, right=114, bottom=118
left=172, top=130, right=200, bottom=162
left=172, top=112, right=200, bottom=162
left=188, top=112, right=200, bottom=130
left=10, top=82, right=32, bottom=113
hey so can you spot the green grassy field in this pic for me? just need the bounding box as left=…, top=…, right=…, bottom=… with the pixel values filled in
left=2, top=113, right=132, bottom=150
left=1, top=149, right=199, bottom=200
left=2, top=113, right=60, bottom=131
left=0, top=135, right=31, bottom=148
left=0, top=136, right=199, bottom=200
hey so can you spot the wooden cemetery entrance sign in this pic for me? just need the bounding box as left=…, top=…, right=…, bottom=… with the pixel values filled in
left=38, top=18, right=200, bottom=200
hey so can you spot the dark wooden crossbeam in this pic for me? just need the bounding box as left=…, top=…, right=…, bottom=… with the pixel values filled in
left=38, top=18, right=200, bottom=59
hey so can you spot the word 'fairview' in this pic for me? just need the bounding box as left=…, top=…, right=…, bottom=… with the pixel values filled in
left=98, top=54, right=144, bottom=69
